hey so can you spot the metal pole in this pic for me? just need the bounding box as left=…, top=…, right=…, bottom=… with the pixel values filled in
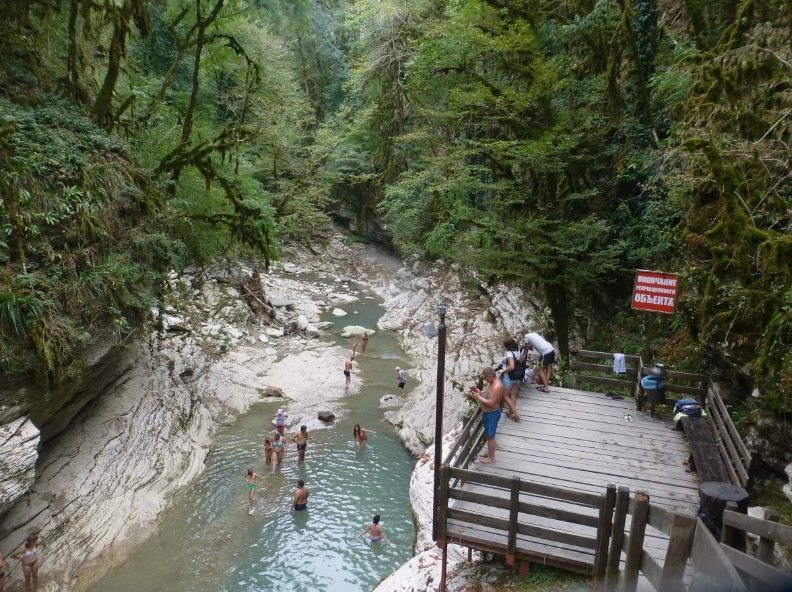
left=432, top=308, right=447, bottom=542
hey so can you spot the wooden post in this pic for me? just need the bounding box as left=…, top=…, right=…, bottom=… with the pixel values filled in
left=519, top=561, right=530, bottom=580
left=437, top=464, right=450, bottom=549
left=721, top=501, right=745, bottom=552
left=506, top=476, right=520, bottom=566
left=440, top=538, right=448, bottom=591
left=659, top=510, right=696, bottom=592
left=623, top=490, right=650, bottom=592
left=605, top=486, right=630, bottom=590
left=699, top=482, right=749, bottom=551
left=593, top=484, right=617, bottom=591
left=757, top=508, right=780, bottom=565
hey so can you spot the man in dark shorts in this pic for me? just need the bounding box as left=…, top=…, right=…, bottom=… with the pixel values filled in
left=293, top=480, right=310, bottom=512
left=344, top=358, right=353, bottom=390
left=470, top=367, right=504, bottom=464
left=291, top=425, right=308, bottom=464
left=520, top=330, right=556, bottom=393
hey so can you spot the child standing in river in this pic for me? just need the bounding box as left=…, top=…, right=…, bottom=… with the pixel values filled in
left=263, top=437, right=273, bottom=465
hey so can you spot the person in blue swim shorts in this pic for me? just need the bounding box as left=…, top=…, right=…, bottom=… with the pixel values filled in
left=470, top=367, right=504, bottom=464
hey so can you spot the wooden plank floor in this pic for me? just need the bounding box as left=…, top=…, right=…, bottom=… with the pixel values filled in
left=446, top=383, right=700, bottom=578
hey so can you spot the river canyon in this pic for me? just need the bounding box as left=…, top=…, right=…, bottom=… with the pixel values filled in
left=0, top=233, right=541, bottom=591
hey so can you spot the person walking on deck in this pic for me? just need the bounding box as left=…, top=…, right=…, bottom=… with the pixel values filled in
left=521, top=330, right=556, bottom=393
left=471, top=367, right=504, bottom=464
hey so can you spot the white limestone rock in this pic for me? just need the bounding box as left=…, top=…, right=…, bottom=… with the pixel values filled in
left=380, top=395, right=398, bottom=407
left=296, top=315, right=309, bottom=330
left=332, top=308, right=347, bottom=317
left=784, top=462, right=792, bottom=505
left=265, top=327, right=284, bottom=337
left=0, top=417, right=40, bottom=516
left=340, top=325, right=376, bottom=338
left=328, top=292, right=360, bottom=304
left=222, top=326, right=244, bottom=339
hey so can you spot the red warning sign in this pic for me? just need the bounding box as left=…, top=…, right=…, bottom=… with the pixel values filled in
left=631, top=270, right=678, bottom=315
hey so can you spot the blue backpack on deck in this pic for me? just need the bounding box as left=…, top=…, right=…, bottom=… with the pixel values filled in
left=673, top=398, right=703, bottom=417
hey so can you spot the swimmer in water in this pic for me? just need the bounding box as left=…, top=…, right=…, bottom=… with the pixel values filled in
left=291, top=425, right=308, bottom=464
left=357, top=514, right=392, bottom=546
left=353, top=424, right=376, bottom=449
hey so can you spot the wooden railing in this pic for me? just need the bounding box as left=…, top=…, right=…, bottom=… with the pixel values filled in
left=442, top=407, right=483, bottom=478
left=437, top=465, right=603, bottom=571
left=600, top=487, right=792, bottom=592
left=720, top=507, right=792, bottom=591
left=706, top=380, right=753, bottom=490
left=436, top=477, right=792, bottom=592
left=573, top=350, right=642, bottom=393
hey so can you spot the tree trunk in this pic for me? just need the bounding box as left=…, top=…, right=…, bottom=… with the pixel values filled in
left=91, top=1, right=132, bottom=128
left=545, top=282, right=569, bottom=361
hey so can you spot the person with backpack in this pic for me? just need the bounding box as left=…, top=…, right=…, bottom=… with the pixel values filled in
left=498, top=337, right=523, bottom=421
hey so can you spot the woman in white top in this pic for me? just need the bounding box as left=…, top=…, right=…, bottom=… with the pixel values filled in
left=521, top=330, right=555, bottom=393
left=499, top=337, right=522, bottom=421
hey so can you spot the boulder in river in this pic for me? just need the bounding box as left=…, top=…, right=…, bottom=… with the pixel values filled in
left=318, top=410, right=336, bottom=422
left=380, top=394, right=398, bottom=408
left=332, top=308, right=347, bottom=317
left=262, top=386, right=285, bottom=398
left=340, top=325, right=376, bottom=338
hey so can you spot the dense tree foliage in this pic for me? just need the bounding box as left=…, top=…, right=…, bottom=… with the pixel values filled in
left=316, top=0, right=791, bottom=411
left=0, top=0, right=790, bottom=413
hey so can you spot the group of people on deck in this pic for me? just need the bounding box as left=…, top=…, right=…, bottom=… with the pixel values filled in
left=470, top=329, right=556, bottom=465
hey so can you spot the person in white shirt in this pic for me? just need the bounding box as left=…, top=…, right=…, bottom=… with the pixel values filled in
left=520, top=330, right=556, bottom=393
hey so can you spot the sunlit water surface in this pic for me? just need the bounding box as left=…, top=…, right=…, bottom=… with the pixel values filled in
left=88, top=275, right=416, bottom=592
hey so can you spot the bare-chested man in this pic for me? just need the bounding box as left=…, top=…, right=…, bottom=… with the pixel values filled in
left=293, top=480, right=310, bottom=512
left=344, top=358, right=353, bottom=390
left=470, top=367, right=504, bottom=464
left=291, top=425, right=308, bottom=464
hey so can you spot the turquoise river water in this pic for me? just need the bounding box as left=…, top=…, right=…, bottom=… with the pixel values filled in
left=88, top=275, right=417, bottom=592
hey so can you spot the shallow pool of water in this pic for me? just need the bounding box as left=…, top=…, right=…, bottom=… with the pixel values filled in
left=88, top=276, right=416, bottom=592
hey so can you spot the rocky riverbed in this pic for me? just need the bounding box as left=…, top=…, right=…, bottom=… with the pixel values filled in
left=0, top=234, right=541, bottom=591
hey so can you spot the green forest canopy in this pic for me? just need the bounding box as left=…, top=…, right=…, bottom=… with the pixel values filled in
left=0, top=0, right=790, bottom=413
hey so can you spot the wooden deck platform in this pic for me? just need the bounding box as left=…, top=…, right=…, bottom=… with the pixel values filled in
left=444, top=383, right=701, bottom=576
